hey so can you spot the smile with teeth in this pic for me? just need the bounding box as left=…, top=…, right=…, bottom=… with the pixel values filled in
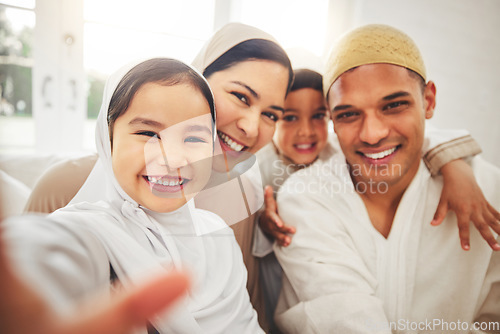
left=146, top=176, right=186, bottom=186
left=218, top=131, right=247, bottom=152
left=295, top=143, right=315, bottom=150
left=363, top=147, right=397, bottom=160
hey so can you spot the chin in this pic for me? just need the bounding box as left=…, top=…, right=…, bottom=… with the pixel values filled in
left=143, top=199, right=187, bottom=213
left=292, top=155, right=317, bottom=166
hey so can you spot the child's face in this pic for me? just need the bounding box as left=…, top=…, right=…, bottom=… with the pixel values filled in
left=273, top=88, right=329, bottom=165
left=111, top=82, right=213, bottom=212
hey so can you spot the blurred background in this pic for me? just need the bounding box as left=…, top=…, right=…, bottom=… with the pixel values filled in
left=1, top=0, right=499, bottom=167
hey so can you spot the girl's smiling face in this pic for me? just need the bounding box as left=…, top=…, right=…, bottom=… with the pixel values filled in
left=207, top=60, right=289, bottom=156
left=111, top=82, right=213, bottom=212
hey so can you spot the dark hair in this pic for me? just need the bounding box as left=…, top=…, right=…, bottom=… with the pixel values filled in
left=406, top=68, right=426, bottom=93
left=202, top=39, right=294, bottom=94
left=107, top=58, right=215, bottom=143
left=290, top=69, right=323, bottom=93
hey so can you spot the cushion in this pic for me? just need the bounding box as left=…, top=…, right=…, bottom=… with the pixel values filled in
left=0, top=169, right=31, bottom=220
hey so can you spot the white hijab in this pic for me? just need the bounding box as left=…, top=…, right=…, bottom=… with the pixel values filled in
left=54, top=58, right=261, bottom=333
left=191, top=22, right=278, bottom=73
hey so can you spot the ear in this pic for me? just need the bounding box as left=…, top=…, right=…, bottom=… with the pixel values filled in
left=423, top=81, right=437, bottom=119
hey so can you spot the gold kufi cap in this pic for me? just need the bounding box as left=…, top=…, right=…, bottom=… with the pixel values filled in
left=323, top=24, right=426, bottom=96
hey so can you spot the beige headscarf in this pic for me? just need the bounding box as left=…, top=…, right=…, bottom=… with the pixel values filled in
left=323, top=24, right=427, bottom=97
left=190, top=22, right=286, bottom=230
left=192, top=22, right=279, bottom=73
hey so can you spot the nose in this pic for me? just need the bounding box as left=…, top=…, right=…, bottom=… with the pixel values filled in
left=160, top=141, right=188, bottom=171
left=297, top=118, right=314, bottom=137
left=236, top=108, right=260, bottom=139
left=359, top=113, right=389, bottom=145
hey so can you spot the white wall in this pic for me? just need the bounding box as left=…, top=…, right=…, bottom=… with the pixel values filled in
left=326, top=0, right=500, bottom=167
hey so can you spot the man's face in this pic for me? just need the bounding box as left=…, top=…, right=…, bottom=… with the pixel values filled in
left=327, top=64, right=436, bottom=191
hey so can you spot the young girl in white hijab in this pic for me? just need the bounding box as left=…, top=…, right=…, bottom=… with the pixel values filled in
left=3, top=58, right=263, bottom=334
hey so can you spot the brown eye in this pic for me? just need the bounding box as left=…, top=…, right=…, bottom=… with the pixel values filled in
left=384, top=101, right=409, bottom=112
left=312, top=113, right=326, bottom=120
left=283, top=115, right=298, bottom=122
left=262, top=111, right=278, bottom=122
left=231, top=92, right=249, bottom=106
left=336, top=111, right=358, bottom=120
left=184, top=136, right=207, bottom=143
left=137, top=131, right=159, bottom=138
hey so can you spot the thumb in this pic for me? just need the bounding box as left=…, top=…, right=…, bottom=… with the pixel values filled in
left=431, top=199, right=448, bottom=226
left=264, top=185, right=276, bottom=211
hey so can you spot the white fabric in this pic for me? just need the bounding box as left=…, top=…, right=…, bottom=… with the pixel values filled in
left=191, top=22, right=278, bottom=73
left=252, top=137, right=336, bottom=333
left=3, top=59, right=262, bottom=334
left=423, top=124, right=469, bottom=154
left=274, top=152, right=500, bottom=334
left=0, top=169, right=31, bottom=219
left=252, top=136, right=337, bottom=257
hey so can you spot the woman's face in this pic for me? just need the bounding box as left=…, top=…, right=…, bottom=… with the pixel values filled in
left=111, top=82, right=213, bottom=212
left=207, top=60, right=289, bottom=156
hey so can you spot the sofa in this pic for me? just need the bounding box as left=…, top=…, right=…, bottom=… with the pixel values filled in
left=0, top=153, right=90, bottom=220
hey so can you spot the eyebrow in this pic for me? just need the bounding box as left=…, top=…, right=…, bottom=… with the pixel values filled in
left=128, top=117, right=164, bottom=128
left=383, top=91, right=410, bottom=101
left=284, top=106, right=327, bottom=113
left=185, top=124, right=212, bottom=135
left=271, top=105, right=285, bottom=113
left=232, top=80, right=285, bottom=114
left=231, top=81, right=259, bottom=99
left=331, top=91, right=411, bottom=113
left=332, top=104, right=354, bottom=113
left=129, top=118, right=212, bottom=135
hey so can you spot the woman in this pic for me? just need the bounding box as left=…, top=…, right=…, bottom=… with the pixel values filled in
left=190, top=23, right=293, bottom=330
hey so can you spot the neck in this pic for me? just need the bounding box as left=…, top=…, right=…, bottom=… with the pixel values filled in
left=352, top=163, right=420, bottom=238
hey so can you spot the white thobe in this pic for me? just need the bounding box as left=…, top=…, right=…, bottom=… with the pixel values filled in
left=274, top=153, right=500, bottom=334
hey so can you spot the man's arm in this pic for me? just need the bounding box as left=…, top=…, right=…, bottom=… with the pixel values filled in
left=422, top=127, right=481, bottom=175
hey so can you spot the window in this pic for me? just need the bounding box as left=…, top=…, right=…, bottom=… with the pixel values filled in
left=83, top=0, right=216, bottom=150
left=0, top=0, right=330, bottom=154
left=237, top=0, right=329, bottom=72
left=0, top=1, right=35, bottom=153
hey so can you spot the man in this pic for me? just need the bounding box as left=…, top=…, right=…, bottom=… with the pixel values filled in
left=274, top=24, right=500, bottom=333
